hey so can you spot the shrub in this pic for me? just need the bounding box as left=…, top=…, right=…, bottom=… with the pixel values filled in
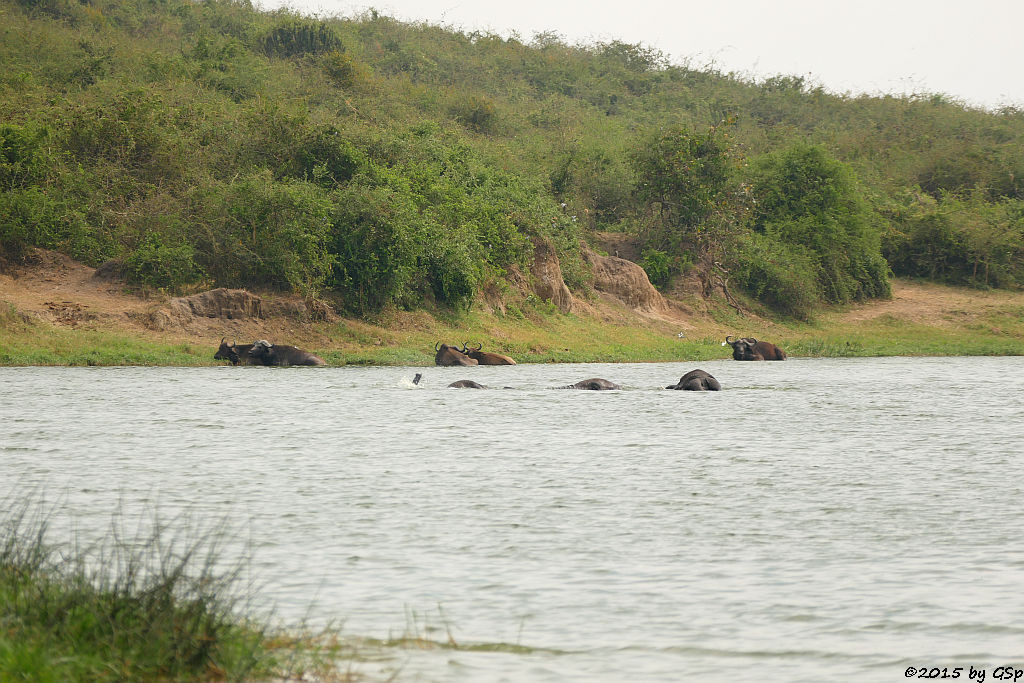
left=328, top=184, right=421, bottom=314
left=748, top=143, right=891, bottom=303
left=0, top=188, right=98, bottom=264
left=258, top=19, right=343, bottom=58
left=884, top=196, right=1024, bottom=287
left=731, top=233, right=821, bottom=320
left=320, top=50, right=364, bottom=88
left=424, top=239, right=477, bottom=309
left=121, top=234, right=205, bottom=291
left=449, top=95, right=498, bottom=134
left=639, top=248, right=674, bottom=288
left=192, top=172, right=334, bottom=295
left=0, top=123, right=51, bottom=189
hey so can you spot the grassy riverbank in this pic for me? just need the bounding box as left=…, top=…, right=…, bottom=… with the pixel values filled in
left=3, top=279, right=1024, bottom=367
left=0, top=502, right=353, bottom=682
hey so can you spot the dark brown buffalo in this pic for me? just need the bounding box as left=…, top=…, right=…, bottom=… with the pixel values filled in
left=247, top=339, right=326, bottom=366
left=666, top=369, right=721, bottom=391
left=724, top=336, right=787, bottom=361
left=214, top=338, right=259, bottom=365
left=460, top=342, right=516, bottom=366
left=448, top=380, right=487, bottom=389
left=434, top=342, right=478, bottom=367
left=556, top=378, right=620, bottom=390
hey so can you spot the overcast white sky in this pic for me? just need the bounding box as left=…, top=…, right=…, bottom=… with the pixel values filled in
left=257, top=0, right=1024, bottom=110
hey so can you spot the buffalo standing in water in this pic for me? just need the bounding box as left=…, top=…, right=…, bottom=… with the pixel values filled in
left=214, top=338, right=259, bottom=365
left=434, top=342, right=478, bottom=366
left=248, top=339, right=326, bottom=366
left=556, top=378, right=621, bottom=390
left=460, top=342, right=516, bottom=365
left=723, top=336, right=787, bottom=361
left=448, top=379, right=488, bottom=389
left=666, top=369, right=721, bottom=391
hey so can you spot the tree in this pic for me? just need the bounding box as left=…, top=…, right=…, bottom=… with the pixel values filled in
left=631, top=119, right=748, bottom=302
left=748, top=143, right=890, bottom=303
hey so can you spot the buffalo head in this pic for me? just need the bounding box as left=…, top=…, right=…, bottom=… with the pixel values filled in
left=248, top=340, right=326, bottom=366
left=214, top=337, right=253, bottom=365
left=434, top=342, right=478, bottom=367
left=460, top=342, right=516, bottom=365
left=723, top=335, right=786, bottom=361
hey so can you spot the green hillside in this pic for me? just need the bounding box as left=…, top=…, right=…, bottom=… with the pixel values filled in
left=2, top=0, right=1023, bottom=320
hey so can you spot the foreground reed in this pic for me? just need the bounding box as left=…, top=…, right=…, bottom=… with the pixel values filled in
left=0, top=500, right=349, bottom=682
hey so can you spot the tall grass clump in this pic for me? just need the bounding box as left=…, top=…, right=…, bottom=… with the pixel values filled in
left=0, top=499, right=334, bottom=682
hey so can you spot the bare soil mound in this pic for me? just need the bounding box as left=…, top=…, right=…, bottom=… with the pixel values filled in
left=0, top=249, right=335, bottom=349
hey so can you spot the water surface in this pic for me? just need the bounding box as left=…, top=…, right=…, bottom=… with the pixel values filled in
left=2, top=358, right=1023, bottom=681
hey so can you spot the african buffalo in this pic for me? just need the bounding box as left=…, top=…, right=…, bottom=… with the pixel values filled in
left=448, top=379, right=488, bottom=389
left=247, top=339, right=326, bottom=366
left=556, top=378, right=621, bottom=390
left=460, top=342, right=516, bottom=365
left=214, top=338, right=259, bottom=365
left=723, top=335, right=787, bottom=361
left=666, top=369, right=721, bottom=391
left=434, top=342, right=478, bottom=367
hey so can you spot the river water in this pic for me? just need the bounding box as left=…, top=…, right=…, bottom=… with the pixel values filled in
left=2, top=358, right=1023, bottom=682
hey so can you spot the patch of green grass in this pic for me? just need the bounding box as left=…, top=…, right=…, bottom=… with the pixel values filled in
left=0, top=312, right=215, bottom=367
left=0, top=500, right=351, bottom=682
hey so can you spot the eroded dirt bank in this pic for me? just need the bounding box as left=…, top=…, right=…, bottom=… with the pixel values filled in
left=2, top=248, right=1023, bottom=362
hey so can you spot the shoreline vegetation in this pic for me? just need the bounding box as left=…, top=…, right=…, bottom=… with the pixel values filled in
left=2, top=0, right=1024, bottom=361
left=0, top=498, right=545, bottom=682
left=3, top=278, right=1024, bottom=367
left=0, top=500, right=345, bottom=682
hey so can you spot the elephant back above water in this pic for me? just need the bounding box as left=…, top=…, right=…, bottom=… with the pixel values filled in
left=666, top=369, right=721, bottom=391
left=723, top=336, right=787, bottom=361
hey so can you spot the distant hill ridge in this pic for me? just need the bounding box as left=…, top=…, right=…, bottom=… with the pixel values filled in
left=1, top=0, right=1021, bottom=322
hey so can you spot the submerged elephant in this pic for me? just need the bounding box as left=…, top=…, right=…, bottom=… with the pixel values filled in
left=555, top=378, right=621, bottom=390
left=666, top=369, right=721, bottom=391
left=723, top=336, right=787, bottom=361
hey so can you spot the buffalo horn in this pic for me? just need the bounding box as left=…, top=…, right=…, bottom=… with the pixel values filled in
left=435, top=341, right=441, bottom=352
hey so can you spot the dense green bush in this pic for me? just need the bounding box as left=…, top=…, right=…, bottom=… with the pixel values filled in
left=258, top=18, right=343, bottom=58
left=121, top=233, right=205, bottom=290
left=0, top=188, right=97, bottom=264
left=748, top=143, right=891, bottom=304
left=0, top=122, right=51, bottom=189
left=731, top=233, right=821, bottom=320
left=191, top=172, right=334, bottom=295
left=4, top=0, right=1023, bottom=318
left=639, top=248, right=674, bottom=289
left=328, top=183, right=421, bottom=314
left=885, top=195, right=1024, bottom=287
left=449, top=94, right=498, bottom=133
